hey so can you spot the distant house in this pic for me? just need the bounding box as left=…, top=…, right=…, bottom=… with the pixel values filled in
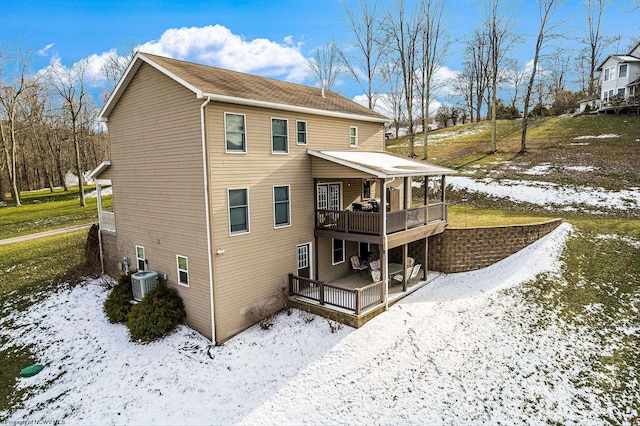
left=596, top=41, right=640, bottom=113
left=89, top=53, right=455, bottom=344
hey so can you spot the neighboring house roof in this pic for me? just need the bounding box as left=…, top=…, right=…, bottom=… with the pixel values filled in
left=596, top=52, right=640, bottom=71
left=100, top=52, right=389, bottom=123
left=308, top=150, right=457, bottom=178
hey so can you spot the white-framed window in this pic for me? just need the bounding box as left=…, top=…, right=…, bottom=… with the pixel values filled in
left=136, top=246, right=145, bottom=271
left=296, top=243, right=312, bottom=279
left=296, top=120, right=307, bottom=145
left=272, top=118, right=288, bottom=153
left=228, top=188, right=249, bottom=235
left=617, top=88, right=625, bottom=96
left=317, top=183, right=341, bottom=211
left=332, top=239, right=345, bottom=265
left=619, top=64, right=628, bottom=79
left=225, top=113, right=246, bottom=153
left=349, top=126, right=358, bottom=147
left=604, top=67, right=615, bottom=82
left=177, top=255, right=189, bottom=286
left=273, top=185, right=291, bottom=228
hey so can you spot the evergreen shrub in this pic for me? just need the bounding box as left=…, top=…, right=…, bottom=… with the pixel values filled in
left=104, top=274, right=133, bottom=323
left=127, top=284, right=186, bottom=342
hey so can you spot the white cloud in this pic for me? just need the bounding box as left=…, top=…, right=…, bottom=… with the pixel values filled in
left=37, top=43, right=55, bottom=56
left=137, top=25, right=308, bottom=83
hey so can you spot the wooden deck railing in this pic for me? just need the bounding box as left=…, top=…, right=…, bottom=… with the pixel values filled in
left=317, top=204, right=446, bottom=236
left=289, top=273, right=384, bottom=315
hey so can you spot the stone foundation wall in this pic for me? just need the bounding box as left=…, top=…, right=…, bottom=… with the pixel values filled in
left=428, top=219, right=562, bottom=273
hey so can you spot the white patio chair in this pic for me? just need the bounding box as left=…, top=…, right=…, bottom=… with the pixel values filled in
left=410, top=264, right=422, bottom=280
left=369, top=259, right=380, bottom=271
left=350, top=255, right=368, bottom=274
left=370, top=269, right=381, bottom=282
left=392, top=267, right=413, bottom=283
left=407, top=257, right=415, bottom=267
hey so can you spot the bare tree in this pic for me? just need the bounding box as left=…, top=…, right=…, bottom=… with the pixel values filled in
left=100, top=42, right=137, bottom=103
left=47, top=58, right=92, bottom=207
left=379, top=62, right=406, bottom=138
left=382, top=0, right=423, bottom=157
left=485, top=0, right=519, bottom=153
left=341, top=0, right=385, bottom=109
left=504, top=58, right=527, bottom=111
left=521, top=0, right=564, bottom=153
left=581, top=0, right=620, bottom=97
left=417, top=0, right=449, bottom=160
left=0, top=45, right=35, bottom=206
left=307, top=42, right=346, bottom=94
left=463, top=29, right=492, bottom=123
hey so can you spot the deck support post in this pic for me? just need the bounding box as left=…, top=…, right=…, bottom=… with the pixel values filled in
left=402, top=243, right=408, bottom=292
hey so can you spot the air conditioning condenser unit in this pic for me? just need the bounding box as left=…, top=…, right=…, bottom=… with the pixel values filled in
left=131, top=270, right=159, bottom=301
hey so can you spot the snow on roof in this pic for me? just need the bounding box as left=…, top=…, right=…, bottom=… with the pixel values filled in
left=309, top=150, right=456, bottom=178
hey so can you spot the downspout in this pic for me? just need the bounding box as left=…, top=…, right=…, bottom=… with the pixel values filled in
left=383, top=178, right=389, bottom=309
left=200, top=96, right=216, bottom=344
left=96, top=183, right=105, bottom=274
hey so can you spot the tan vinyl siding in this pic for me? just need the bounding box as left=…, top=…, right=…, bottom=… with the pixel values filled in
left=312, top=157, right=378, bottom=179
left=206, top=101, right=385, bottom=341
left=106, top=63, right=212, bottom=339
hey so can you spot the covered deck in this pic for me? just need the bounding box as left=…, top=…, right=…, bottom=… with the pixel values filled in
left=288, top=150, right=455, bottom=325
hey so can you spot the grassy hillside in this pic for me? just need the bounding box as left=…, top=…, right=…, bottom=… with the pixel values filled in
left=387, top=115, right=640, bottom=191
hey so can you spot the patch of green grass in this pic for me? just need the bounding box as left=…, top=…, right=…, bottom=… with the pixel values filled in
left=0, top=231, right=88, bottom=301
left=0, top=191, right=111, bottom=239
left=448, top=205, right=554, bottom=227
left=0, top=344, right=37, bottom=421
left=515, top=228, right=640, bottom=423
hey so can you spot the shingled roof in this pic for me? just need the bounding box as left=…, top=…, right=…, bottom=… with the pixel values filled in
left=100, top=52, right=389, bottom=123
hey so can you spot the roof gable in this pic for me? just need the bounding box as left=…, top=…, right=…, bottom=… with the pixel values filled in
left=100, top=53, right=388, bottom=123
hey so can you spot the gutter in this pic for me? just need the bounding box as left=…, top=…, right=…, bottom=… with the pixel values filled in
left=200, top=96, right=216, bottom=344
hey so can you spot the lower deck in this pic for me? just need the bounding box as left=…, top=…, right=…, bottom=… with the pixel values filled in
left=287, top=269, right=442, bottom=327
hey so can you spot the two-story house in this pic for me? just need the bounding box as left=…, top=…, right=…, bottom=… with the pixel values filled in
left=91, top=53, right=455, bottom=344
left=596, top=41, right=640, bottom=112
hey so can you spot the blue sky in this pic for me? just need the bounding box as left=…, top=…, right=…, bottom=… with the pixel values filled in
left=2, top=0, right=639, bottom=108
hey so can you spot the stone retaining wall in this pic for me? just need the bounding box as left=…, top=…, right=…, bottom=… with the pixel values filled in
left=428, top=219, right=562, bottom=273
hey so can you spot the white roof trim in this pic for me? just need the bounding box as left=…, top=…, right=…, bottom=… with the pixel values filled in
left=99, top=53, right=203, bottom=121
left=88, top=160, right=111, bottom=180
left=308, top=150, right=456, bottom=178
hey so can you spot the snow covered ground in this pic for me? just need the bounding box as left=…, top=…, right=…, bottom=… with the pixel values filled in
left=448, top=176, right=640, bottom=212
left=3, top=223, right=628, bottom=425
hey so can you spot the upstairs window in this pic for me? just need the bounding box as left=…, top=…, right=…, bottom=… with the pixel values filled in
left=604, top=67, right=615, bottom=82
left=177, top=255, right=189, bottom=286
left=619, top=64, right=628, bottom=78
left=350, top=126, right=358, bottom=147
left=272, top=118, right=288, bottom=153
left=228, top=188, right=249, bottom=235
left=296, top=121, right=307, bottom=145
left=225, top=113, right=246, bottom=153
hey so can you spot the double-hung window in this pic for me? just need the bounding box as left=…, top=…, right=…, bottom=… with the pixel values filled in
left=136, top=246, right=145, bottom=271
left=619, top=64, right=628, bottom=78
left=274, top=185, right=291, bottom=228
left=349, top=126, right=358, bottom=147
left=296, top=121, right=307, bottom=145
left=604, top=67, right=615, bottom=82
left=228, top=188, right=249, bottom=235
left=177, top=255, right=189, bottom=286
left=225, top=113, right=246, bottom=153
left=272, top=118, right=288, bottom=153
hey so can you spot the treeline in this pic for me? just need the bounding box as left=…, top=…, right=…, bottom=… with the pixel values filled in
left=0, top=49, right=110, bottom=207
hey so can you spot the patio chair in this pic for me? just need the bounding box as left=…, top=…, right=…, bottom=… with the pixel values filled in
left=410, top=264, right=422, bottom=280
left=370, top=269, right=381, bottom=282
left=407, top=257, right=415, bottom=267
left=392, top=267, right=413, bottom=283
left=369, top=259, right=380, bottom=271
left=350, top=255, right=368, bottom=274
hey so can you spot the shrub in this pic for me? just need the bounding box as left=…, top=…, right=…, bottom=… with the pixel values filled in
left=127, top=284, right=185, bottom=342
left=104, top=274, right=133, bottom=323
left=246, top=299, right=276, bottom=330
